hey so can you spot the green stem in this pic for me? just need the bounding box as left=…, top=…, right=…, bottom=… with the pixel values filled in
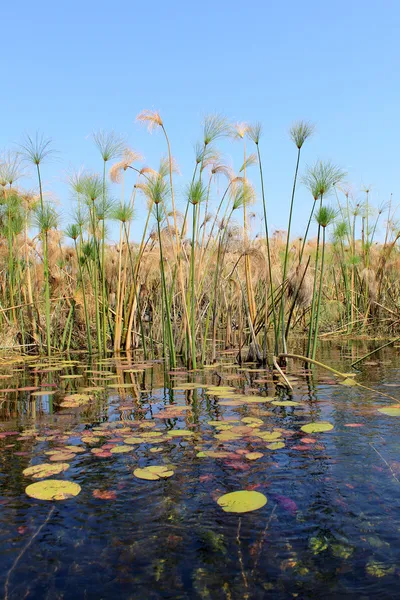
left=311, top=226, right=326, bottom=360
left=279, top=147, right=301, bottom=352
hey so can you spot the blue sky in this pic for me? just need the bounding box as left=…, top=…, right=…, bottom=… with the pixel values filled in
left=2, top=0, right=399, bottom=241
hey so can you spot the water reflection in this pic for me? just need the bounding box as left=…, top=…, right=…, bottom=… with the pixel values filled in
left=0, top=344, right=399, bottom=598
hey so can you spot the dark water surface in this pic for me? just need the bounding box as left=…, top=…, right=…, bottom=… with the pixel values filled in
left=0, top=342, right=400, bottom=599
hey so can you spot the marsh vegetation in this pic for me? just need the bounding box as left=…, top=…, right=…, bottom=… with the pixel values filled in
left=0, top=114, right=398, bottom=369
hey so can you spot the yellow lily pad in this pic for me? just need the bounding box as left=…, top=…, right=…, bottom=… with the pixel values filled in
left=378, top=407, right=400, bottom=416
left=124, top=437, right=145, bottom=444
left=49, top=452, right=76, bottom=462
left=110, top=445, right=134, bottom=454
left=133, top=466, right=174, bottom=480
left=167, top=430, right=194, bottom=437
left=217, top=490, right=267, bottom=513
left=25, top=479, right=81, bottom=500
left=23, top=463, right=70, bottom=479
left=238, top=395, right=271, bottom=404
left=266, top=441, right=285, bottom=450
left=245, top=452, right=264, bottom=461
left=271, top=400, right=301, bottom=407
left=300, top=422, right=334, bottom=433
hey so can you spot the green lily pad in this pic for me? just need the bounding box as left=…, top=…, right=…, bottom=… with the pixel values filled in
left=133, top=466, right=174, bottom=480
left=266, top=441, right=285, bottom=450
left=271, top=400, right=301, bottom=407
left=25, top=480, right=81, bottom=500
left=23, top=463, right=70, bottom=479
left=301, top=421, right=334, bottom=433
left=110, top=445, right=134, bottom=454
left=167, top=429, right=194, bottom=437
left=217, top=490, right=267, bottom=513
left=378, top=407, right=400, bottom=416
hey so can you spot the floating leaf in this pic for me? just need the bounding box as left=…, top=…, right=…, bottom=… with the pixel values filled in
left=140, top=431, right=163, bottom=439
left=204, top=451, right=231, bottom=458
left=134, top=466, right=174, bottom=480
left=340, top=378, right=357, bottom=387
left=300, top=422, right=334, bottom=433
left=245, top=452, right=263, bottom=461
left=81, top=436, right=100, bottom=444
left=23, top=463, right=70, bottom=479
left=64, top=445, right=85, bottom=453
left=110, top=445, right=134, bottom=454
left=25, top=480, right=81, bottom=500
left=167, top=430, right=194, bottom=437
left=271, top=400, right=301, bottom=407
left=238, top=396, right=272, bottom=404
left=241, top=417, right=263, bottom=425
left=92, top=489, right=117, bottom=500
left=124, top=437, right=145, bottom=445
left=49, top=452, right=76, bottom=462
left=266, top=442, right=285, bottom=450
left=378, top=407, right=400, bottom=416
left=256, top=431, right=282, bottom=442
left=217, top=490, right=267, bottom=513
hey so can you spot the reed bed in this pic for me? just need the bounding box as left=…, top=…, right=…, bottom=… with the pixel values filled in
left=0, top=115, right=398, bottom=364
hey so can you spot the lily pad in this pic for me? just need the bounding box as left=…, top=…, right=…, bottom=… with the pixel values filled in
left=49, top=452, right=76, bottom=462
left=271, top=400, right=301, bottom=407
left=245, top=452, right=264, bottom=461
left=167, top=430, right=194, bottom=437
left=124, top=437, right=145, bottom=444
left=238, top=396, right=271, bottom=404
left=23, top=463, right=70, bottom=479
left=133, top=466, right=174, bottom=480
left=266, top=441, right=285, bottom=450
left=378, top=407, right=400, bottom=416
left=25, top=479, right=81, bottom=500
left=300, top=422, right=334, bottom=433
left=110, top=445, right=134, bottom=454
left=217, top=490, right=267, bottom=513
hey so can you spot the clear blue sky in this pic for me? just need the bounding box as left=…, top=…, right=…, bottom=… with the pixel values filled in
left=2, top=0, right=399, bottom=241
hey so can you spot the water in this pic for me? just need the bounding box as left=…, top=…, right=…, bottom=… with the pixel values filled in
left=0, top=343, right=400, bottom=599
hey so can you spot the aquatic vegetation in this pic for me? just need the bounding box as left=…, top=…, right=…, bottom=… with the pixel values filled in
left=25, top=479, right=81, bottom=500
left=134, top=466, right=174, bottom=480
left=378, top=406, right=400, bottom=416
left=217, top=490, right=267, bottom=513
left=0, top=117, right=399, bottom=368
left=300, top=421, right=334, bottom=433
left=23, top=462, right=70, bottom=478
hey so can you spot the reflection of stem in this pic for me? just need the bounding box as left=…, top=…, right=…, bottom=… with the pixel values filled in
left=223, top=582, right=232, bottom=600
left=236, top=518, right=249, bottom=597
left=272, top=357, right=293, bottom=390
left=251, top=504, right=277, bottom=576
left=279, top=353, right=400, bottom=402
left=5, top=505, right=55, bottom=600
left=369, top=443, right=400, bottom=484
